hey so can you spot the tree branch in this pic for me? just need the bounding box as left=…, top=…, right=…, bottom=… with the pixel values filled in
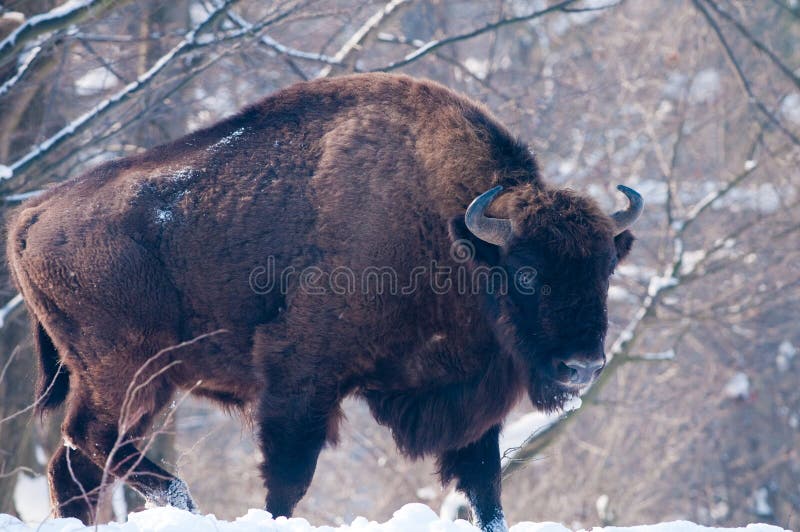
left=1, top=0, right=240, bottom=182
left=225, top=10, right=341, bottom=66
left=0, top=294, right=23, bottom=329
left=316, top=0, right=410, bottom=78
left=691, top=0, right=800, bottom=146
left=371, top=0, right=586, bottom=72
left=0, top=0, right=125, bottom=67
left=0, top=42, right=44, bottom=98
left=703, top=0, right=800, bottom=90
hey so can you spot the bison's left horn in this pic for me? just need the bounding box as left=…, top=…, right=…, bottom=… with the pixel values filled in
left=465, top=185, right=513, bottom=247
left=611, top=184, right=644, bottom=235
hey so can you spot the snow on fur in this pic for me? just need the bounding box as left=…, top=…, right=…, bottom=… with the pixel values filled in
left=0, top=504, right=789, bottom=532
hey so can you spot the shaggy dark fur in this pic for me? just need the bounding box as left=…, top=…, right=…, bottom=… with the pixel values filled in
left=6, top=73, right=637, bottom=530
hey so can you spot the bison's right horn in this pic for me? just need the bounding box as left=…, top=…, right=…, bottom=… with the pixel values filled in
left=465, top=186, right=513, bottom=247
left=611, top=185, right=644, bottom=235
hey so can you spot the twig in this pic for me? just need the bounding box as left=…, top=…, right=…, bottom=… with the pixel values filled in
left=0, top=43, right=44, bottom=98
left=703, top=0, right=800, bottom=90
left=1, top=0, right=240, bottom=182
left=225, top=10, right=341, bottom=66
left=0, top=363, right=64, bottom=425
left=0, top=346, right=21, bottom=385
left=372, top=0, right=584, bottom=72
left=18, top=30, right=245, bottom=191
left=691, top=0, right=800, bottom=146
left=316, top=0, right=410, bottom=78
left=562, top=1, right=622, bottom=13
left=76, top=35, right=129, bottom=84
left=0, top=0, right=125, bottom=67
left=64, top=447, right=93, bottom=522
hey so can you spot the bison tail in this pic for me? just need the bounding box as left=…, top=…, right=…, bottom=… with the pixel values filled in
left=32, top=318, right=69, bottom=417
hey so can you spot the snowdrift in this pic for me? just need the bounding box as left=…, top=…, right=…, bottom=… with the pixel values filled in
left=0, top=503, right=789, bottom=532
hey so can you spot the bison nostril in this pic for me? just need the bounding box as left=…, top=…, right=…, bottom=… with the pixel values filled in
left=563, top=358, right=604, bottom=385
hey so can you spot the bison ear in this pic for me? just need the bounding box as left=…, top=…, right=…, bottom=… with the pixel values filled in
left=448, top=216, right=501, bottom=266
left=614, top=230, right=635, bottom=262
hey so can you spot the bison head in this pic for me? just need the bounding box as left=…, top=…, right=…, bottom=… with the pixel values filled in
left=450, top=184, right=643, bottom=411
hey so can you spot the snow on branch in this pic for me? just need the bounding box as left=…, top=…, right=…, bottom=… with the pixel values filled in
left=224, top=11, right=341, bottom=66
left=0, top=293, right=23, bottom=329
left=1, top=0, right=240, bottom=182
left=371, top=0, right=587, bottom=72
left=0, top=44, right=44, bottom=98
left=0, top=0, right=122, bottom=67
left=315, top=0, right=411, bottom=78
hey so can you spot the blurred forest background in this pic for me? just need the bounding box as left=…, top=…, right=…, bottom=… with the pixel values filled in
left=0, top=0, right=798, bottom=529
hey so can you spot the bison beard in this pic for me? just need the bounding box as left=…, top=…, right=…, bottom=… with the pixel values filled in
left=6, top=73, right=642, bottom=531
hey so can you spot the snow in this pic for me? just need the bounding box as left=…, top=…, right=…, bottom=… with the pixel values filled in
left=723, top=372, right=750, bottom=399
left=170, top=167, right=195, bottom=182
left=596, top=494, right=612, bottom=523
left=688, top=69, right=721, bottom=104
left=608, top=285, right=636, bottom=303
left=415, top=486, right=438, bottom=501
left=662, top=72, right=688, bottom=99
left=775, top=340, right=796, bottom=372
left=75, top=66, right=119, bottom=95
left=0, top=293, right=24, bottom=328
left=1, top=12, right=25, bottom=24
left=464, top=57, right=490, bottom=80
left=752, top=488, right=772, bottom=517
left=439, top=490, right=470, bottom=522
left=679, top=250, right=706, bottom=276
left=499, top=397, right=582, bottom=466
left=0, top=1, right=90, bottom=49
left=113, top=483, right=128, bottom=523
left=639, top=349, right=676, bottom=361
left=0, top=504, right=790, bottom=532
left=647, top=275, right=677, bottom=297
left=12, top=473, right=50, bottom=524
left=0, top=44, right=42, bottom=98
left=628, top=179, right=667, bottom=205
left=4, top=189, right=44, bottom=202
left=780, top=93, right=800, bottom=125
left=155, top=208, right=174, bottom=224
left=208, top=127, right=247, bottom=151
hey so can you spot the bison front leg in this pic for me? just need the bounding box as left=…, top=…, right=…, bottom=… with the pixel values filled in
left=257, top=387, right=341, bottom=518
left=438, top=425, right=507, bottom=532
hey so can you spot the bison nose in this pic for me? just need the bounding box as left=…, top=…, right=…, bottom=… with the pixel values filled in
left=563, top=357, right=604, bottom=386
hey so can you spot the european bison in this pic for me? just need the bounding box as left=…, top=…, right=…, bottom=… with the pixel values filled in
left=7, top=73, right=642, bottom=531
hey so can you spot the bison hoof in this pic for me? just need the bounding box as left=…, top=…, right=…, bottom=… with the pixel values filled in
left=480, top=516, right=509, bottom=532
left=145, top=479, right=198, bottom=513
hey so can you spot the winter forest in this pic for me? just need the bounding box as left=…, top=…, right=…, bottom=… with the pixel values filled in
left=0, top=0, right=798, bottom=531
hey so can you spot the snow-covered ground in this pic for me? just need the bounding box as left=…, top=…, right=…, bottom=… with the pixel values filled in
left=0, top=504, right=789, bottom=532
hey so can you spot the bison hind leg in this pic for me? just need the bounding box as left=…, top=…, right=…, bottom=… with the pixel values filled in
left=48, top=445, right=105, bottom=523
left=56, top=380, right=197, bottom=520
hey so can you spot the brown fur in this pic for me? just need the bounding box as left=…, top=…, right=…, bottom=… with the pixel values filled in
left=6, top=73, right=637, bottom=528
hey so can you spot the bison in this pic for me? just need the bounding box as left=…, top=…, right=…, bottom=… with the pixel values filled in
left=7, top=73, right=642, bottom=531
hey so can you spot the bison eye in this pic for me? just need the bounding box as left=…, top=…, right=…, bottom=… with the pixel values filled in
left=514, top=267, right=538, bottom=294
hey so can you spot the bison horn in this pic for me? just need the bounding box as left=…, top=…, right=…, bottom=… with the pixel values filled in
left=611, top=184, right=644, bottom=235
left=465, top=185, right=513, bottom=247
